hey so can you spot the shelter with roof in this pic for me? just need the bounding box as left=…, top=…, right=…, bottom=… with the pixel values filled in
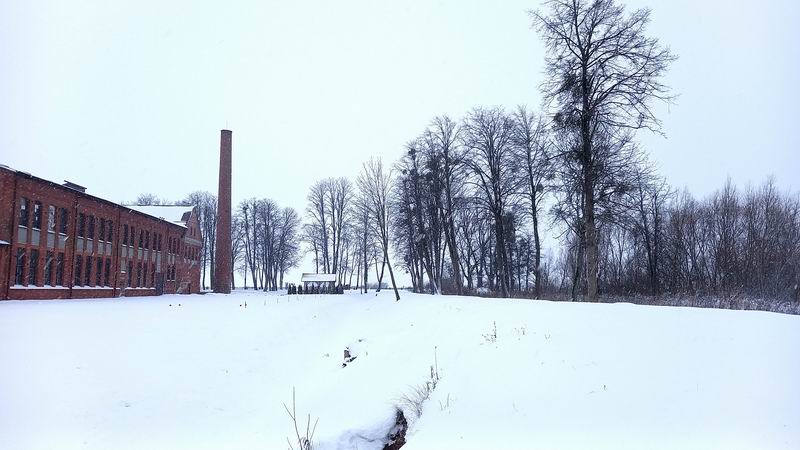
left=300, top=273, right=337, bottom=292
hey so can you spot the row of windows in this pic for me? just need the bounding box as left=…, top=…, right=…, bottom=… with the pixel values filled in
left=13, top=196, right=200, bottom=291
left=19, top=198, right=68, bottom=234
left=18, top=199, right=182, bottom=254
left=73, top=255, right=113, bottom=287
left=13, top=245, right=196, bottom=289
left=76, top=212, right=114, bottom=243
left=15, top=248, right=65, bottom=287
left=17, top=200, right=197, bottom=259
left=122, top=224, right=164, bottom=251
left=13, top=247, right=168, bottom=289
left=124, top=260, right=157, bottom=289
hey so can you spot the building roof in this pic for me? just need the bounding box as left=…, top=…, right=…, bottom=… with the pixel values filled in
left=127, top=205, right=194, bottom=228
left=0, top=165, right=195, bottom=231
left=301, top=273, right=337, bottom=282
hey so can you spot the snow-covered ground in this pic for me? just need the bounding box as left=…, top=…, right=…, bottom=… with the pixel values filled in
left=1, top=290, right=798, bottom=450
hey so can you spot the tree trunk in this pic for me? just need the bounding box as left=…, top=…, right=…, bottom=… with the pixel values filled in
left=532, top=193, right=542, bottom=299
left=387, top=256, right=401, bottom=301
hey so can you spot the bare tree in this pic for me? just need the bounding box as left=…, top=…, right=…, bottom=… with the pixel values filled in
left=231, top=213, right=247, bottom=290
left=429, top=115, right=466, bottom=294
left=304, top=178, right=354, bottom=281
left=306, top=180, right=330, bottom=273
left=461, top=106, right=516, bottom=297
left=357, top=158, right=401, bottom=301
left=135, top=193, right=162, bottom=206
left=533, top=0, right=676, bottom=301
left=511, top=105, right=551, bottom=298
left=328, top=178, right=353, bottom=281
left=185, top=191, right=217, bottom=290
left=276, top=206, right=302, bottom=288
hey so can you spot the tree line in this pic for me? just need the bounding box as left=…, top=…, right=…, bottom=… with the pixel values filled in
left=293, top=0, right=799, bottom=303
left=136, top=0, right=799, bottom=304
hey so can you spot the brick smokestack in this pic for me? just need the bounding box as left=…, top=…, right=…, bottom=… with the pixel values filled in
left=214, top=129, right=232, bottom=293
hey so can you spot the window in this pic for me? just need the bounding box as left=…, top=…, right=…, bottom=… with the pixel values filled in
left=145, top=231, right=150, bottom=250
left=96, top=257, right=102, bottom=286
left=47, top=206, right=56, bottom=232
left=19, top=198, right=29, bottom=228
left=123, top=224, right=129, bottom=245
left=130, top=227, right=135, bottom=247
left=87, top=215, right=95, bottom=240
left=26, top=249, right=39, bottom=285
left=78, top=213, right=86, bottom=237
left=136, top=262, right=142, bottom=287
left=99, top=219, right=106, bottom=242
left=32, top=201, right=42, bottom=229
left=15, top=248, right=26, bottom=285
left=142, top=262, right=148, bottom=287
left=59, top=208, right=68, bottom=234
left=74, top=255, right=83, bottom=286
left=44, top=251, right=54, bottom=285
left=56, top=253, right=64, bottom=286
left=150, top=264, right=156, bottom=288
left=104, top=258, right=111, bottom=286
left=84, top=256, right=92, bottom=286
left=138, top=230, right=144, bottom=249
left=107, top=220, right=113, bottom=242
left=127, top=261, right=133, bottom=287
left=157, top=234, right=162, bottom=251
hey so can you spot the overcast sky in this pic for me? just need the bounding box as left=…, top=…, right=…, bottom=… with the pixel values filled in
left=2, top=0, right=798, bottom=283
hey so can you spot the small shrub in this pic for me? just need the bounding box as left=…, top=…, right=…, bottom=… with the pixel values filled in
left=283, top=387, right=318, bottom=450
left=397, top=348, right=441, bottom=420
left=482, top=321, right=497, bottom=343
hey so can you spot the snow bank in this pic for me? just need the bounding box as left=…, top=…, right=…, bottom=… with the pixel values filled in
left=1, top=290, right=798, bottom=449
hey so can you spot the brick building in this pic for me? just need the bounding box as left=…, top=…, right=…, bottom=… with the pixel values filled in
left=0, top=165, right=202, bottom=300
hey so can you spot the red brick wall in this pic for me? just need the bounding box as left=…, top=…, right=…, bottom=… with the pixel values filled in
left=1, top=167, right=202, bottom=300
left=0, top=168, right=16, bottom=299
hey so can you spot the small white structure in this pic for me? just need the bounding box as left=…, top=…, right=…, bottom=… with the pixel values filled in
left=301, top=273, right=336, bottom=292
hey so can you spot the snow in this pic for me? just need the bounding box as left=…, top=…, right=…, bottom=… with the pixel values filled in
left=10, top=284, right=69, bottom=289
left=128, top=205, right=193, bottom=226
left=0, top=239, right=10, bottom=245
left=0, top=290, right=798, bottom=450
left=301, top=273, right=337, bottom=282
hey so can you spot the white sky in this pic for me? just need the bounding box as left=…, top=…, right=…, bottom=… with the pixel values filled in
left=2, top=0, right=799, bottom=285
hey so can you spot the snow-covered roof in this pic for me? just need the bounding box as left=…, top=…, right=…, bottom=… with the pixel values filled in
left=301, top=273, right=337, bottom=282
left=128, top=205, right=194, bottom=227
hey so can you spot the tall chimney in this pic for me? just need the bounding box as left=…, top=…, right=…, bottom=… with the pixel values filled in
left=214, top=129, right=232, bottom=293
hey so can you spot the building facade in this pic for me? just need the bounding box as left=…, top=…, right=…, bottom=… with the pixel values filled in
left=0, top=165, right=202, bottom=300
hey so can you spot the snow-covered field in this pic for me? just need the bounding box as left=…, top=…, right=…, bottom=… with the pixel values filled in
left=1, top=290, right=798, bottom=450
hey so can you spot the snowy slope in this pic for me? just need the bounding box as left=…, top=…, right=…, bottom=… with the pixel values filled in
left=1, top=290, right=798, bottom=450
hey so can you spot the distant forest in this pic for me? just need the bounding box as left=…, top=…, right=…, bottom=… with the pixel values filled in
left=134, top=0, right=799, bottom=310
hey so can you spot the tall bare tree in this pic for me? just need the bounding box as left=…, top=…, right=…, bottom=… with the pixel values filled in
left=511, top=106, right=551, bottom=298
left=185, top=191, right=217, bottom=290
left=461, top=106, right=516, bottom=297
left=429, top=115, right=466, bottom=294
left=534, top=0, right=676, bottom=301
left=357, top=158, right=401, bottom=301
